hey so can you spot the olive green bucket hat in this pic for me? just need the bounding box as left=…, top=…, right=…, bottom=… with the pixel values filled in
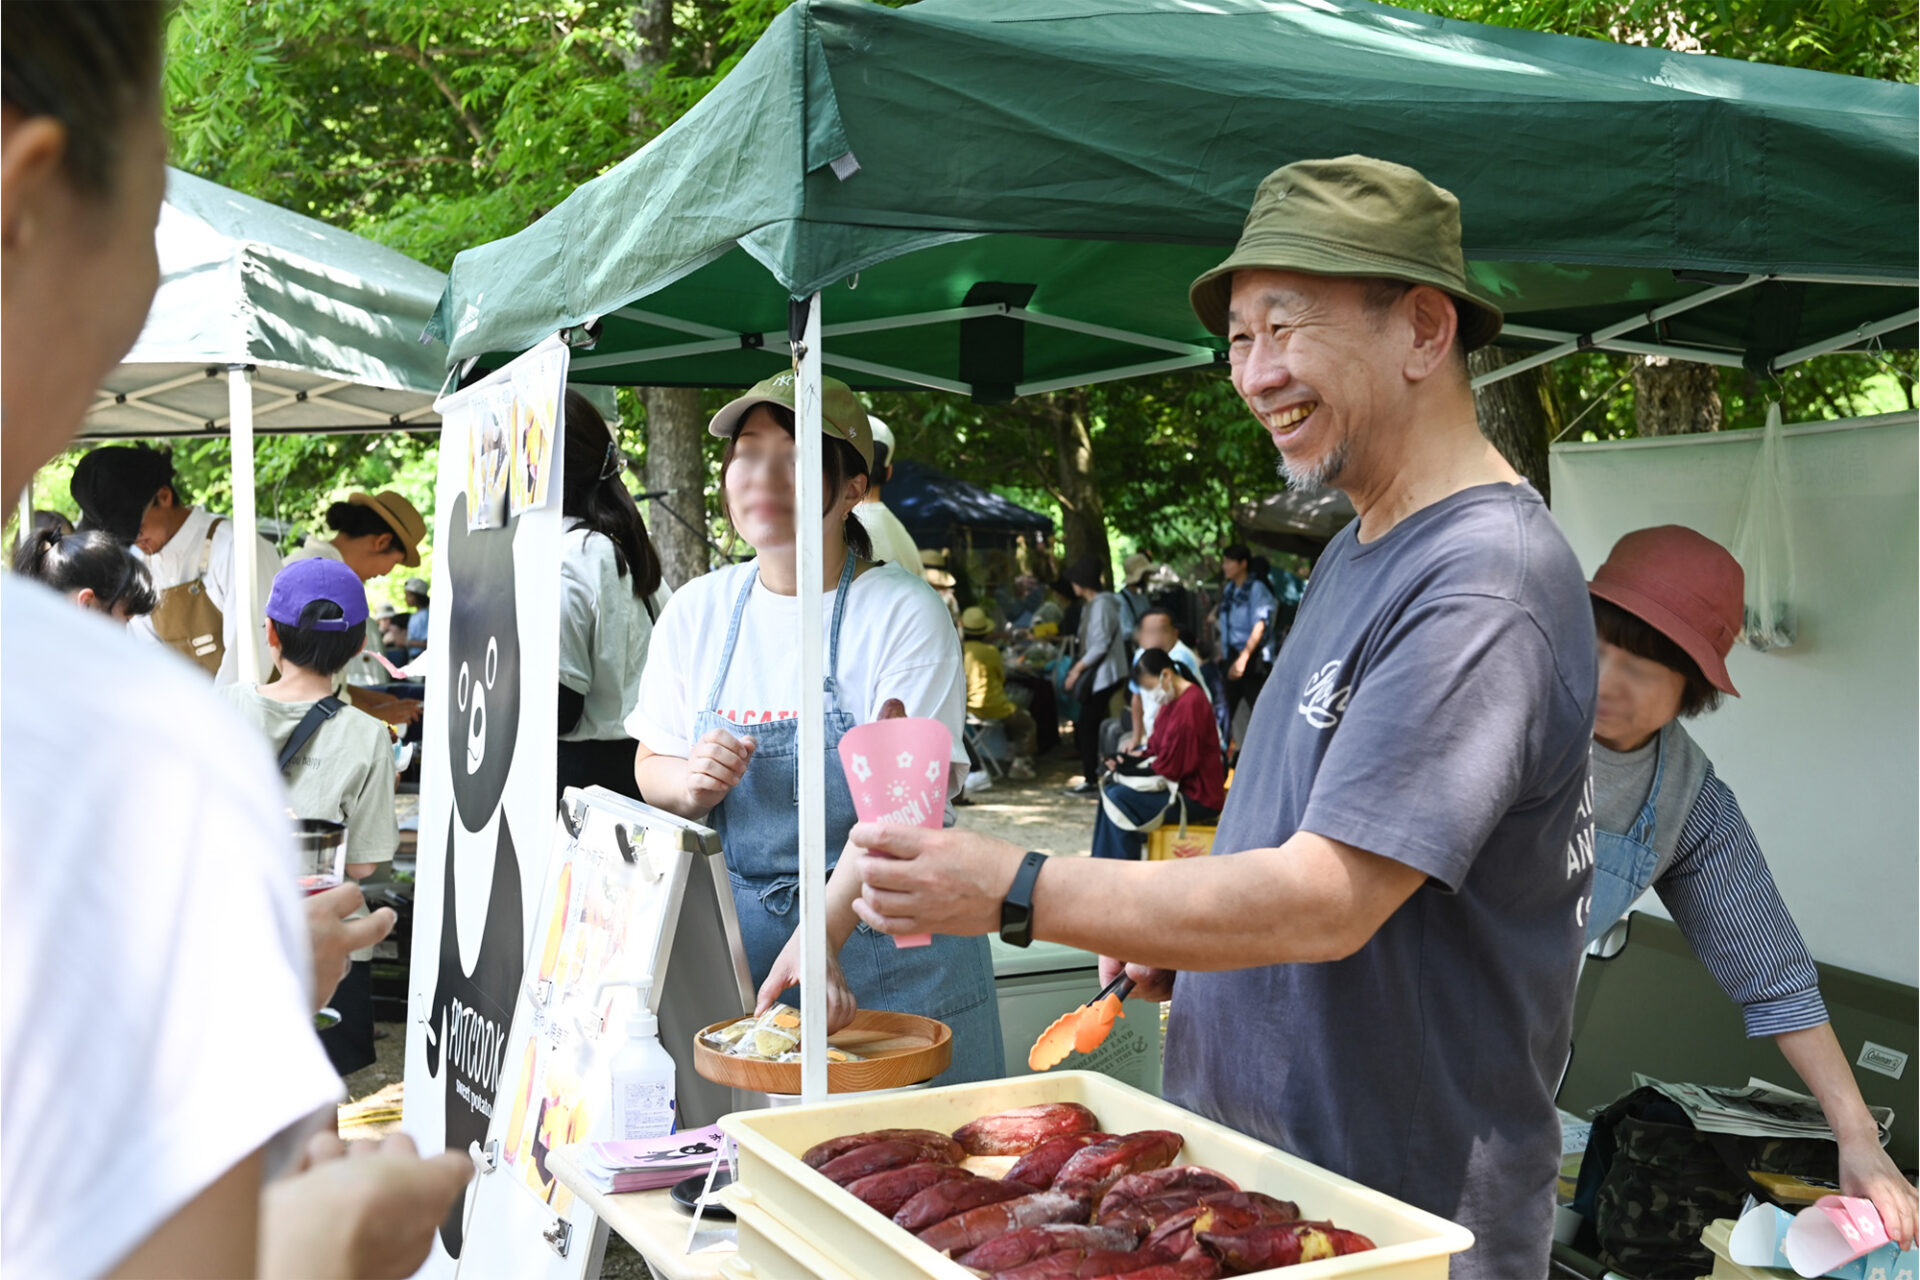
left=1190, top=155, right=1504, bottom=351
left=708, top=370, right=874, bottom=470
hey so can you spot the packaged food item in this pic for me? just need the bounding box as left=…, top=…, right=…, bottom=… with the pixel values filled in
left=699, top=1006, right=865, bottom=1064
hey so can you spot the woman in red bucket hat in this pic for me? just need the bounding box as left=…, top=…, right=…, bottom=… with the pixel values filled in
left=1585, top=526, right=1916, bottom=1244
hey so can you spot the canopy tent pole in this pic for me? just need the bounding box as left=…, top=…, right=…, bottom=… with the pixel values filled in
left=1771, top=308, right=1920, bottom=370
left=794, top=291, right=830, bottom=1103
left=228, top=365, right=264, bottom=684
left=1472, top=275, right=1766, bottom=389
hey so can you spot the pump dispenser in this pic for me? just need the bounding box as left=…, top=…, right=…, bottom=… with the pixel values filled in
left=599, top=978, right=677, bottom=1140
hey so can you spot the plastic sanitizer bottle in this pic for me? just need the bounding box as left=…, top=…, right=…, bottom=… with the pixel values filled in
left=607, top=981, right=677, bottom=1140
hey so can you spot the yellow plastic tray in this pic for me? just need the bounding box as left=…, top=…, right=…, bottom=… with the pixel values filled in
left=719, top=1070, right=1474, bottom=1279
left=720, top=1190, right=858, bottom=1280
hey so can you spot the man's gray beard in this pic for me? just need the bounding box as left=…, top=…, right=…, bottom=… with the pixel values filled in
left=1277, top=437, right=1352, bottom=492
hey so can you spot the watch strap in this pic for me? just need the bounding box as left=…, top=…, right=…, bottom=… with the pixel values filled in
left=1000, top=850, right=1048, bottom=947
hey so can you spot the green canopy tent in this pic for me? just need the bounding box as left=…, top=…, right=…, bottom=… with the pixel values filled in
left=433, top=0, right=1918, bottom=397
left=427, top=0, right=1917, bottom=1099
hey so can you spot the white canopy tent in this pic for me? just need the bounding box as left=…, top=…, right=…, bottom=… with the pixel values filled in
left=67, top=168, right=449, bottom=679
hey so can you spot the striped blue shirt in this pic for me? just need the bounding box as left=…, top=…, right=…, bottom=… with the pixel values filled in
left=1657, top=765, right=1828, bottom=1037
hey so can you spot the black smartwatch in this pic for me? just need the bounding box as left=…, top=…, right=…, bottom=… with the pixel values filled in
left=1000, top=850, right=1048, bottom=948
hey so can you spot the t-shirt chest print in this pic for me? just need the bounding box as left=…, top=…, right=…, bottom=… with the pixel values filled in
left=1296, top=659, right=1354, bottom=730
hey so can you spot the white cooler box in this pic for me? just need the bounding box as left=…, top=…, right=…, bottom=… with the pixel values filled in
left=720, top=1069, right=1473, bottom=1279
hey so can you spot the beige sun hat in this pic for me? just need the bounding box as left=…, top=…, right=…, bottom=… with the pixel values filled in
left=1189, top=155, right=1503, bottom=351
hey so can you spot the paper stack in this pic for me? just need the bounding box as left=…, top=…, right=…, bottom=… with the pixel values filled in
left=1635, top=1074, right=1894, bottom=1146
left=561, top=1124, right=730, bottom=1194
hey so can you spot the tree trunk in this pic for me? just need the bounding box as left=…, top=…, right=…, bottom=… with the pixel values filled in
left=1049, top=391, right=1111, bottom=584
left=1469, top=346, right=1557, bottom=501
left=1632, top=356, right=1724, bottom=436
left=641, top=386, right=710, bottom=588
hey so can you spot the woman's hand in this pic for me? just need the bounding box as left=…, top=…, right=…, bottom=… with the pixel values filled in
left=755, top=934, right=857, bottom=1035
left=685, top=728, right=756, bottom=813
left=1838, top=1130, right=1918, bottom=1249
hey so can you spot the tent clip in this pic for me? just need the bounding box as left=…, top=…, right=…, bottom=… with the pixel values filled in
left=739, top=332, right=765, bottom=350
left=1575, top=333, right=1597, bottom=352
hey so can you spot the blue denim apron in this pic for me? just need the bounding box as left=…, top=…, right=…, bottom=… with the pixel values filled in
left=1585, top=732, right=1667, bottom=944
left=695, top=557, right=1005, bottom=1085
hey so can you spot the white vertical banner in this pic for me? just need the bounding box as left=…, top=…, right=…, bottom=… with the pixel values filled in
left=793, top=295, right=830, bottom=1103
left=403, top=335, right=568, bottom=1276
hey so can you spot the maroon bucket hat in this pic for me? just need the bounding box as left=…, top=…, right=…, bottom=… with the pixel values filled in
left=1589, top=525, right=1744, bottom=696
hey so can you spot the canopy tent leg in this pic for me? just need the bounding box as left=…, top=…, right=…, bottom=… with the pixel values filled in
left=228, top=365, right=265, bottom=684
left=794, top=292, right=830, bottom=1104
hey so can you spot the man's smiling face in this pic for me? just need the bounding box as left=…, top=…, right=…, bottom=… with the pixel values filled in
left=1226, top=269, right=1399, bottom=492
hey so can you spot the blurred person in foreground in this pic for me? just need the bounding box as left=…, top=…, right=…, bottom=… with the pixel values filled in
left=0, top=5, right=468, bottom=1277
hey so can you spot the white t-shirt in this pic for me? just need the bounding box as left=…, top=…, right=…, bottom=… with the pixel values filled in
left=628, top=559, right=968, bottom=768
left=2, top=578, right=342, bottom=1279
left=560, top=522, right=673, bottom=743
left=853, top=500, right=924, bottom=576
left=128, top=504, right=281, bottom=685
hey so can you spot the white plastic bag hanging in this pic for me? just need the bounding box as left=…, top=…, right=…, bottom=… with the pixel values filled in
left=1730, top=401, right=1796, bottom=650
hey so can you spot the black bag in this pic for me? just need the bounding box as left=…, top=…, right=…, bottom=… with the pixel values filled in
left=278, top=696, right=345, bottom=774
left=1572, top=1086, right=1839, bottom=1279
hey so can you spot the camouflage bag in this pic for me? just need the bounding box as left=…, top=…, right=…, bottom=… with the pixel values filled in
left=1573, top=1086, right=1838, bottom=1279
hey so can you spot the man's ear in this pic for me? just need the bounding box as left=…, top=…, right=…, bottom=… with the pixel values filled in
left=154, top=485, right=177, bottom=511
left=0, top=111, right=67, bottom=262
left=1402, top=285, right=1461, bottom=382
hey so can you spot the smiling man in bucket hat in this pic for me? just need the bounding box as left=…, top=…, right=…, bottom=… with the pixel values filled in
left=835, top=156, right=1600, bottom=1279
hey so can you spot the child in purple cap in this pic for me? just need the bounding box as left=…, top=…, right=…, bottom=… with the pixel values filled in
left=220, top=557, right=398, bottom=1076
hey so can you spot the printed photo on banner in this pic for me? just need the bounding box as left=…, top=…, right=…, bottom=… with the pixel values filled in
left=467, top=386, right=512, bottom=530
left=509, top=346, right=564, bottom=516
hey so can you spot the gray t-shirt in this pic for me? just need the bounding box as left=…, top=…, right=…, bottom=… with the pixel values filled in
left=1590, top=718, right=1710, bottom=884
left=1162, top=482, right=1596, bottom=1280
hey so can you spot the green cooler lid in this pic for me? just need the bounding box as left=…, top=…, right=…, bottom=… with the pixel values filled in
left=991, top=935, right=1101, bottom=978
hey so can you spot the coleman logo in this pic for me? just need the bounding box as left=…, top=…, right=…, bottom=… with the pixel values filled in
left=1297, top=660, right=1352, bottom=730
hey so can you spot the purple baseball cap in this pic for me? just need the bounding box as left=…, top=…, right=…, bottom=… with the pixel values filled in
left=266, top=557, right=369, bottom=632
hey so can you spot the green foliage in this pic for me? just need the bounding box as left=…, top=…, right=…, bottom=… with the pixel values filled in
left=153, top=0, right=1915, bottom=579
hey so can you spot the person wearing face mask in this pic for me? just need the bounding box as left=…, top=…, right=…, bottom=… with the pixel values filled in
left=12, top=525, right=158, bottom=623
left=1584, top=526, right=1916, bottom=1247
left=630, top=372, right=1004, bottom=1083
left=1090, top=648, right=1226, bottom=861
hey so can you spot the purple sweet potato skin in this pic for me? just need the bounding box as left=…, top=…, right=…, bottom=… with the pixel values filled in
left=844, top=1162, right=973, bottom=1217
left=915, top=1190, right=1090, bottom=1257
left=1004, top=1132, right=1107, bottom=1189
left=893, top=1177, right=1038, bottom=1234
left=953, top=1103, right=1101, bottom=1155
left=801, top=1128, right=965, bottom=1169
left=817, top=1139, right=954, bottom=1186
left=956, top=1223, right=1143, bottom=1270
left=1054, top=1131, right=1184, bottom=1207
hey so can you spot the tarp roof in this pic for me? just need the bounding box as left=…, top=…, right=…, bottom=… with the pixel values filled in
left=884, top=459, right=1053, bottom=549
left=1237, top=486, right=1358, bottom=557
left=432, top=0, right=1918, bottom=401
left=83, top=168, right=448, bottom=439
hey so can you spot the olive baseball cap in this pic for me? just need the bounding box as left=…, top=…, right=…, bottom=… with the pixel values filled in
left=707, top=371, right=874, bottom=471
left=1190, top=155, right=1503, bottom=351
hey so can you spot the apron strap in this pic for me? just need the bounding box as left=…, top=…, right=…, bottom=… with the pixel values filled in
left=1626, top=728, right=1669, bottom=844
left=823, top=551, right=857, bottom=714
left=700, top=563, right=759, bottom=713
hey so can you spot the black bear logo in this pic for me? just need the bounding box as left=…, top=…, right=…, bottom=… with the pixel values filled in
left=445, top=493, right=520, bottom=831
left=422, top=491, right=528, bottom=1258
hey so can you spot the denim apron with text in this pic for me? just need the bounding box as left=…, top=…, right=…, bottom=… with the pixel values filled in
left=695, top=557, right=1005, bottom=1085
left=1585, top=733, right=1667, bottom=944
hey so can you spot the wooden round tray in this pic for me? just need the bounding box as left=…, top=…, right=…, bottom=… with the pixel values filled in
left=693, top=1009, right=952, bottom=1094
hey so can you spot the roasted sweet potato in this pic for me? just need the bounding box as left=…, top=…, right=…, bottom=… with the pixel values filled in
left=1094, top=1167, right=1240, bottom=1232
left=844, top=1162, right=973, bottom=1217
left=916, top=1190, right=1090, bottom=1257
left=954, top=1103, right=1102, bottom=1156
left=1196, top=1220, right=1375, bottom=1271
left=1139, top=1192, right=1301, bottom=1262
left=989, top=1248, right=1164, bottom=1279
left=956, top=1224, right=1144, bottom=1271
left=802, top=1129, right=965, bottom=1169
left=1088, top=1258, right=1222, bottom=1280
left=818, top=1139, right=957, bottom=1186
left=1004, top=1133, right=1108, bottom=1190
left=894, top=1177, right=1038, bottom=1234
left=1054, top=1131, right=1184, bottom=1206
